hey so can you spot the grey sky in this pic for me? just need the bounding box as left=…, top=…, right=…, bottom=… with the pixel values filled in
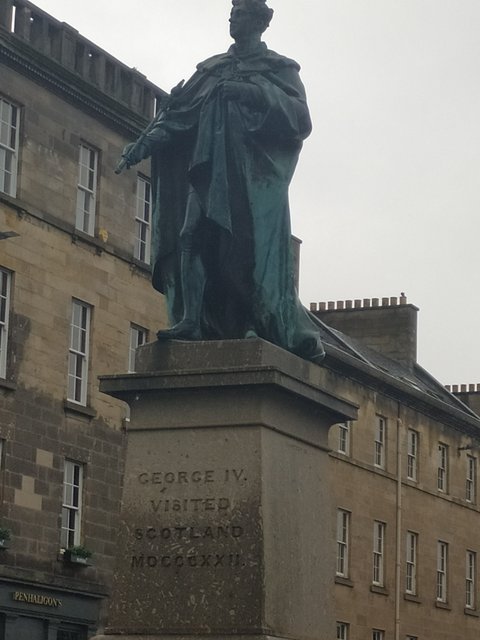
left=33, top=0, right=480, bottom=385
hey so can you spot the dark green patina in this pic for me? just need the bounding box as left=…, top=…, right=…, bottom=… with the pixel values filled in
left=121, top=0, right=324, bottom=361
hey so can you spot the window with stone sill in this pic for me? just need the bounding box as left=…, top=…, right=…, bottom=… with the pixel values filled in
left=129, top=323, right=148, bottom=373
left=406, top=531, right=418, bottom=595
left=135, top=175, right=152, bottom=264
left=437, top=443, right=448, bottom=493
left=407, top=429, right=418, bottom=482
left=67, top=299, right=91, bottom=406
left=337, top=422, right=351, bottom=456
left=75, top=143, right=98, bottom=236
left=0, top=267, right=12, bottom=379
left=337, top=622, right=349, bottom=639
left=466, top=455, right=476, bottom=504
left=0, top=96, right=19, bottom=197
left=372, top=629, right=384, bottom=640
left=336, top=509, right=350, bottom=578
left=436, top=541, right=448, bottom=603
left=374, top=415, right=386, bottom=469
left=61, top=460, right=84, bottom=549
left=466, top=550, right=476, bottom=610
left=373, top=521, right=385, bottom=587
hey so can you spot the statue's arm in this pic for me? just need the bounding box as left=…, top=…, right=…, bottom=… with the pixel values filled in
left=248, top=66, right=312, bottom=141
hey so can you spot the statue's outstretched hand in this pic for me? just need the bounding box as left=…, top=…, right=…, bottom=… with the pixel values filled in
left=223, top=81, right=264, bottom=108
left=121, top=141, right=149, bottom=168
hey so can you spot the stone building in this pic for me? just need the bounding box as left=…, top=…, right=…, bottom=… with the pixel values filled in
left=1, top=2, right=479, bottom=640
left=309, top=299, right=480, bottom=640
left=0, top=1, right=167, bottom=638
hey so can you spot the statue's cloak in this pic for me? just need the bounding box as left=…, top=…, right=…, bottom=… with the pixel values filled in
left=149, top=42, right=323, bottom=358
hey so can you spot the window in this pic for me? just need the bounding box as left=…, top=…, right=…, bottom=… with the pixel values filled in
left=338, top=422, right=350, bottom=455
left=135, top=175, right=151, bottom=263
left=372, top=631, right=384, bottom=640
left=407, top=429, right=418, bottom=481
left=437, top=443, right=448, bottom=492
left=373, top=521, right=385, bottom=586
left=436, top=541, right=448, bottom=602
left=466, top=456, right=476, bottom=504
left=406, top=531, right=418, bottom=595
left=0, top=97, right=19, bottom=196
left=406, top=636, right=418, bottom=640
left=67, top=300, right=91, bottom=405
left=0, top=268, right=11, bottom=378
left=337, top=622, right=349, bottom=640
left=129, top=324, right=148, bottom=372
left=466, top=550, right=476, bottom=609
left=336, top=510, right=350, bottom=577
left=374, top=416, right=386, bottom=469
left=75, top=144, right=97, bottom=235
left=61, top=460, right=83, bottom=549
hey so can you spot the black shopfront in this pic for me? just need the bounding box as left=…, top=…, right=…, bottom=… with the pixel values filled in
left=0, top=579, right=103, bottom=639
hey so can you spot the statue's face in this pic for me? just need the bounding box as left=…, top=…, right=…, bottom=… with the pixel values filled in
left=229, top=5, right=257, bottom=39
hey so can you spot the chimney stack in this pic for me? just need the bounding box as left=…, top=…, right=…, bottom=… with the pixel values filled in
left=310, top=297, right=419, bottom=369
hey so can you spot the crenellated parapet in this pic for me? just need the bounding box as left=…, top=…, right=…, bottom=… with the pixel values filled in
left=310, top=295, right=408, bottom=312
left=0, top=0, right=166, bottom=128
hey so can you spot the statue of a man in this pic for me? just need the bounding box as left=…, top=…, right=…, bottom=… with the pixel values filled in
left=123, top=0, right=324, bottom=361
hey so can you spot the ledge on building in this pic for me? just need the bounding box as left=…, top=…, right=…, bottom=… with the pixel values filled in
left=335, top=576, right=354, bottom=588
left=63, top=400, right=96, bottom=419
left=0, top=378, right=16, bottom=392
left=370, top=584, right=389, bottom=596
left=435, top=600, right=451, bottom=611
left=404, top=593, right=421, bottom=604
left=464, top=607, right=479, bottom=617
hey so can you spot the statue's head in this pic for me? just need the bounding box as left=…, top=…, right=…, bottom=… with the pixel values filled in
left=230, top=0, right=274, bottom=39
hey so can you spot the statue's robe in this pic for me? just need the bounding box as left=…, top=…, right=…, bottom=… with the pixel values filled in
left=148, top=42, right=324, bottom=360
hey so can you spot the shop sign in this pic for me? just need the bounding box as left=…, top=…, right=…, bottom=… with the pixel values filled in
left=11, top=591, right=63, bottom=608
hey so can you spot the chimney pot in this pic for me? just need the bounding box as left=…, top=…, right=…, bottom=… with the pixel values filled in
left=346, top=300, right=353, bottom=309
left=469, top=384, right=476, bottom=392
left=319, top=302, right=326, bottom=311
left=453, top=385, right=459, bottom=393
left=461, top=384, right=468, bottom=392
left=390, top=297, right=398, bottom=306
left=354, top=299, right=362, bottom=309
left=363, top=299, right=371, bottom=308
left=310, top=303, right=318, bottom=311
left=372, top=298, right=379, bottom=307
left=337, top=300, right=345, bottom=310
left=328, top=301, right=335, bottom=310
left=382, top=297, right=389, bottom=306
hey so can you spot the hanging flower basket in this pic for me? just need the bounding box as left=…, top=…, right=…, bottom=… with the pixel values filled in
left=0, top=528, right=11, bottom=550
left=63, top=545, right=93, bottom=565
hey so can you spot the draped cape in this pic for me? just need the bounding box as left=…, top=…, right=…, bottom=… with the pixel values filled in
left=148, top=42, right=324, bottom=360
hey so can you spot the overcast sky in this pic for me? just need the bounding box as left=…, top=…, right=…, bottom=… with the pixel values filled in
left=34, top=0, right=480, bottom=386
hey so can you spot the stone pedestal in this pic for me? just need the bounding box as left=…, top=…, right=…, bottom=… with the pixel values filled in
left=93, top=339, right=357, bottom=640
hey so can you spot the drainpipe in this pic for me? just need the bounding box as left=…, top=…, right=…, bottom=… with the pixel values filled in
left=395, top=404, right=402, bottom=640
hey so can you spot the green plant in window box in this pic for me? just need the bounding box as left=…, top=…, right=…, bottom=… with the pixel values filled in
left=0, top=527, right=11, bottom=549
left=64, top=545, right=93, bottom=565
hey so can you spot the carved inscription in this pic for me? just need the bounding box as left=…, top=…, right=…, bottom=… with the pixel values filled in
left=134, top=525, right=243, bottom=540
left=130, top=467, right=249, bottom=572
left=149, top=498, right=230, bottom=513
left=131, top=553, right=242, bottom=569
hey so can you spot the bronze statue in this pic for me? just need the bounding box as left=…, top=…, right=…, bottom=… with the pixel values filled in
left=121, top=0, right=324, bottom=361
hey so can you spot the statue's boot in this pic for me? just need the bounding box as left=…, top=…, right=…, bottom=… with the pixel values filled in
left=157, top=251, right=205, bottom=341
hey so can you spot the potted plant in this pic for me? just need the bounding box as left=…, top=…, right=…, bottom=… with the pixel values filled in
left=64, top=545, right=93, bottom=565
left=0, top=527, right=11, bottom=549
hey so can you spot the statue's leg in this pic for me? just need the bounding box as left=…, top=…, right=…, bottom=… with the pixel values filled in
left=157, top=191, right=205, bottom=341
